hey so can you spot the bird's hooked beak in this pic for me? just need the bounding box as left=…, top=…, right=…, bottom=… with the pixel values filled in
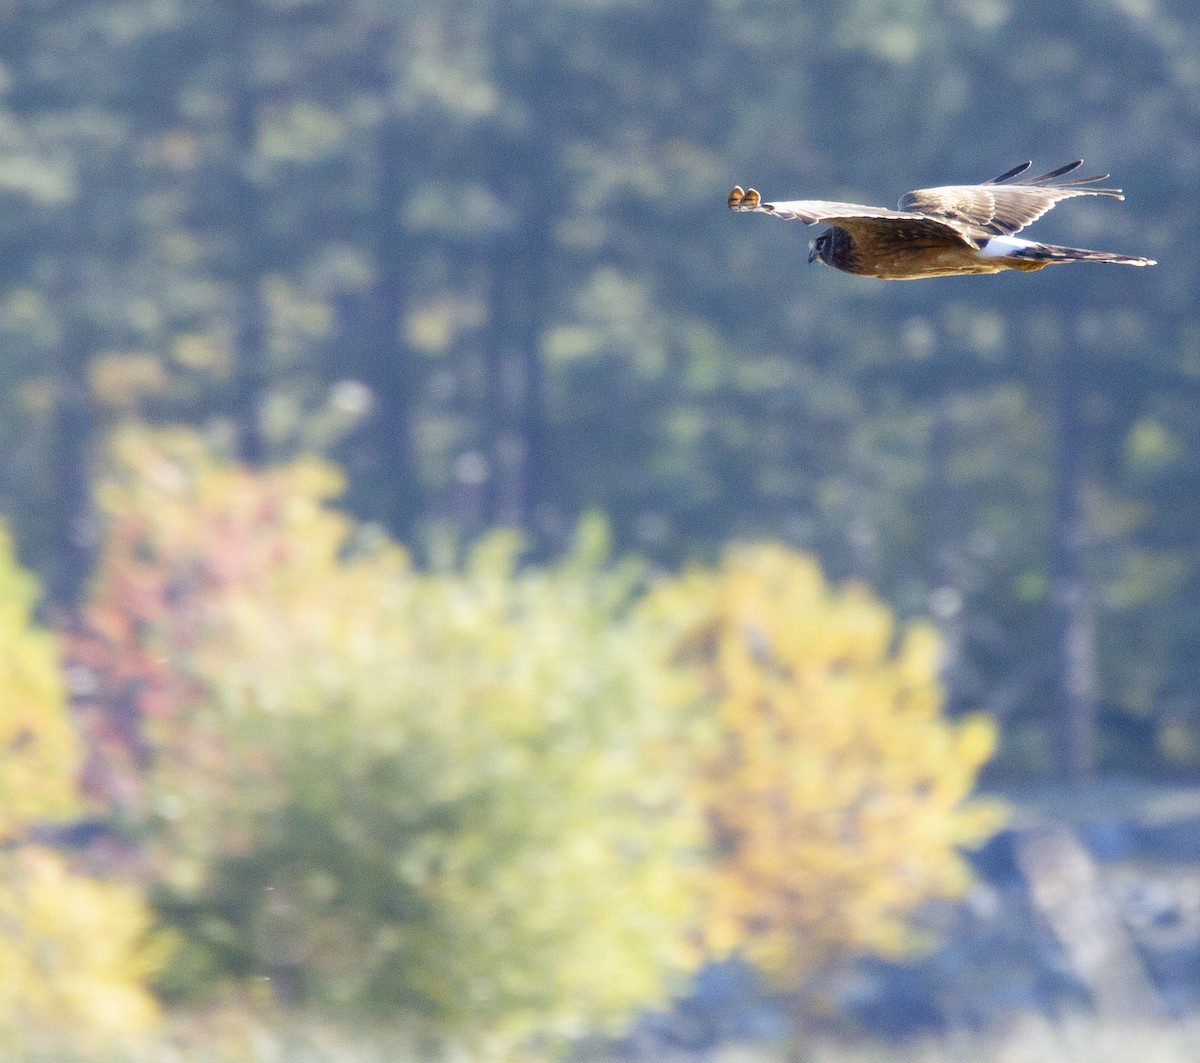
left=807, top=239, right=820, bottom=264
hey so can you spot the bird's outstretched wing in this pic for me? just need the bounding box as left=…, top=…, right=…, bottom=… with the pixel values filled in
left=727, top=185, right=972, bottom=245
left=729, top=185, right=925, bottom=223
left=898, top=160, right=1126, bottom=240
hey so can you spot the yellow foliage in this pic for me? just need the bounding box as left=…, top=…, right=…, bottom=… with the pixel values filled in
left=0, top=523, right=162, bottom=1054
left=0, top=524, right=80, bottom=842
left=645, top=543, right=1003, bottom=986
left=0, top=848, right=162, bottom=1055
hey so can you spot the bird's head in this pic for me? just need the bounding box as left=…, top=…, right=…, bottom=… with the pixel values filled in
left=808, top=230, right=831, bottom=265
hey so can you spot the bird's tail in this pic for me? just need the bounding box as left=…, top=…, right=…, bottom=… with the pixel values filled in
left=1007, top=241, right=1157, bottom=269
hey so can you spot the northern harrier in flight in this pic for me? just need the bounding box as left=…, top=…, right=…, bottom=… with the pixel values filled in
left=727, top=161, right=1156, bottom=279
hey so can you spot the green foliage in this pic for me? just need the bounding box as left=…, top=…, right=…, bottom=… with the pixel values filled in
left=0, top=523, right=162, bottom=1056
left=85, top=429, right=704, bottom=1051
left=1, top=0, right=1198, bottom=772
left=645, top=544, right=1002, bottom=987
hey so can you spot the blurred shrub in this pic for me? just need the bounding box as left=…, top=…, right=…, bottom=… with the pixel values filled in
left=0, top=524, right=161, bottom=1056
left=644, top=544, right=1003, bottom=989
left=76, top=428, right=1002, bottom=1046
left=80, top=427, right=705, bottom=1052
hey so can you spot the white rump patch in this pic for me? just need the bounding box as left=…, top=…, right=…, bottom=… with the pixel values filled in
left=980, top=235, right=1038, bottom=258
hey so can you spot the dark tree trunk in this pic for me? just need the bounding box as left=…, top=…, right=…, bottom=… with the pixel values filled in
left=45, top=155, right=112, bottom=611
left=359, top=113, right=419, bottom=539
left=480, top=15, right=554, bottom=541
left=0, top=6, right=95, bottom=609
left=47, top=292, right=96, bottom=612
left=226, top=0, right=267, bottom=465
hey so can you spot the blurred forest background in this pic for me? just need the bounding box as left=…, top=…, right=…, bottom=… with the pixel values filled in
left=1, top=0, right=1198, bottom=1059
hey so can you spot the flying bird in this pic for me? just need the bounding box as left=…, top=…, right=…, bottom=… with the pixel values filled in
left=727, top=161, right=1156, bottom=279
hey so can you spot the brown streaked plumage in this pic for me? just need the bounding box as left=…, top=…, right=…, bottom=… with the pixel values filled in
left=727, top=161, right=1156, bottom=280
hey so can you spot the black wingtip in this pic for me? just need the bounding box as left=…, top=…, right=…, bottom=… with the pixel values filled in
left=1026, top=160, right=1121, bottom=188
left=1027, top=160, right=1084, bottom=183
left=994, top=159, right=1123, bottom=193
left=986, top=161, right=1033, bottom=184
